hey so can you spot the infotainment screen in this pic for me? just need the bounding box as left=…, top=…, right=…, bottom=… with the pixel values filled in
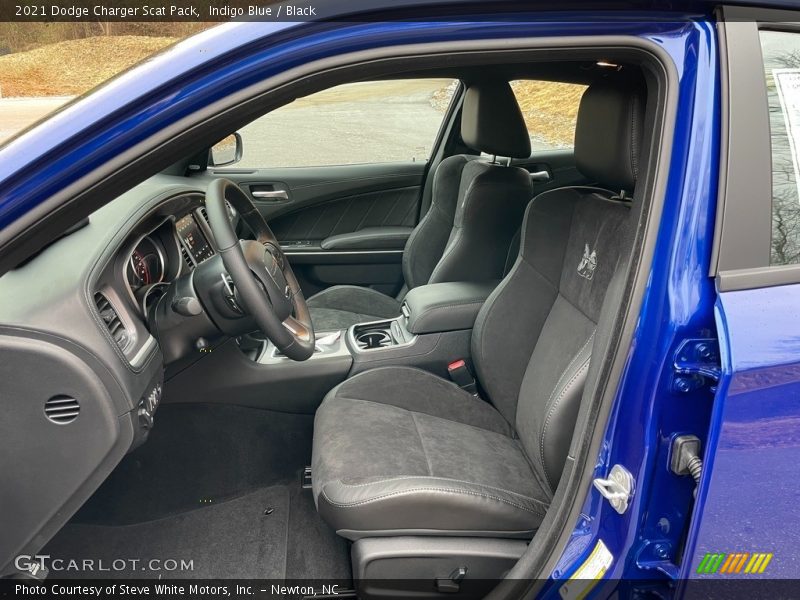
left=175, top=214, right=214, bottom=264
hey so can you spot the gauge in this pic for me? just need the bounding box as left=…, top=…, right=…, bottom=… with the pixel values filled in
left=126, top=236, right=165, bottom=291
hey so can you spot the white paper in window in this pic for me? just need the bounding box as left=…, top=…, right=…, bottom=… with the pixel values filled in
left=774, top=68, right=800, bottom=201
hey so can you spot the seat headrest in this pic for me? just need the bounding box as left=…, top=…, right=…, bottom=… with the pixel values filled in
left=574, top=72, right=647, bottom=192
left=461, top=81, right=531, bottom=159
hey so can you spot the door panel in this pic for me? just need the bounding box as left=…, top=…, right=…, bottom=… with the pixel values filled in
left=212, top=161, right=425, bottom=297
left=268, top=185, right=418, bottom=242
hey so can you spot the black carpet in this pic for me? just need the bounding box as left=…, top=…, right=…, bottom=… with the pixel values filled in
left=285, top=486, right=351, bottom=580
left=75, top=403, right=313, bottom=525
left=44, top=487, right=289, bottom=579
left=44, top=404, right=351, bottom=581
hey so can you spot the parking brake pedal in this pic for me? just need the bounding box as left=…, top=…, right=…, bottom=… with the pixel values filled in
left=301, top=466, right=313, bottom=489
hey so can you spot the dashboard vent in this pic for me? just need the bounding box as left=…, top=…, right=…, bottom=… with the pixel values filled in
left=199, top=202, right=233, bottom=227
left=180, top=244, right=194, bottom=267
left=44, top=395, right=80, bottom=424
left=94, top=292, right=130, bottom=350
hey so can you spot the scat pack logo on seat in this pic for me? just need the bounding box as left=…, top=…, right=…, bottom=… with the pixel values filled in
left=696, top=552, right=773, bottom=574
left=577, top=244, right=597, bottom=280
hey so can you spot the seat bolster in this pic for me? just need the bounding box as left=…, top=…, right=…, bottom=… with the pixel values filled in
left=307, top=285, right=403, bottom=330
left=308, top=307, right=381, bottom=331
left=317, top=476, right=545, bottom=540
left=307, top=285, right=403, bottom=316
left=326, top=366, right=514, bottom=436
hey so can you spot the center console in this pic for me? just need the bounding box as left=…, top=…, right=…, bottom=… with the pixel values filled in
left=345, top=281, right=497, bottom=378
left=166, top=280, right=497, bottom=414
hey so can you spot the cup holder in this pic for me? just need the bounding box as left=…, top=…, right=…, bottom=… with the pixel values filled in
left=355, top=330, right=392, bottom=350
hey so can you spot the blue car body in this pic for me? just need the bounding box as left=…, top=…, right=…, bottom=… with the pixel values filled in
left=0, top=4, right=797, bottom=595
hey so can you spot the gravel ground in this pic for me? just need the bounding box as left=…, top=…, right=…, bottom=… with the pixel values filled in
left=0, top=96, right=72, bottom=143
left=0, top=80, right=557, bottom=159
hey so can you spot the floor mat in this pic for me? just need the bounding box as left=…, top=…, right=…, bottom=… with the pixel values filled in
left=44, top=404, right=351, bottom=581
left=74, top=403, right=313, bottom=525
left=286, top=486, right=351, bottom=580
left=44, top=485, right=290, bottom=579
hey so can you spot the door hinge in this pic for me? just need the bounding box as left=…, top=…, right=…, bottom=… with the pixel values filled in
left=593, top=464, right=635, bottom=514
left=635, top=539, right=680, bottom=579
left=672, top=338, right=720, bottom=393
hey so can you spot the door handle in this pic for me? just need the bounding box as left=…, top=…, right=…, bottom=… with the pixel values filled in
left=530, top=170, right=551, bottom=183
left=252, top=190, right=289, bottom=201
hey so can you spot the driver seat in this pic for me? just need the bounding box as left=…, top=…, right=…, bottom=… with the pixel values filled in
left=307, top=80, right=533, bottom=331
left=311, top=72, right=646, bottom=539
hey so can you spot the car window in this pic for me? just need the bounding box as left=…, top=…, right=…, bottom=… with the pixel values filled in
left=760, top=30, right=800, bottom=266
left=229, top=79, right=457, bottom=169
left=510, top=79, right=587, bottom=151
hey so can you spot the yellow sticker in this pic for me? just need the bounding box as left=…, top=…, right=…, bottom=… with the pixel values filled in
left=559, top=539, right=614, bottom=600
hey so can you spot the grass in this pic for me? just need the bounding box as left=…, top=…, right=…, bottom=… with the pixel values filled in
left=0, top=36, right=177, bottom=97
left=511, top=80, right=586, bottom=148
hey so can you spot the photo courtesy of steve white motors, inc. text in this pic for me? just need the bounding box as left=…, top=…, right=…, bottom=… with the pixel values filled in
left=13, top=3, right=320, bottom=19
left=13, top=583, right=347, bottom=597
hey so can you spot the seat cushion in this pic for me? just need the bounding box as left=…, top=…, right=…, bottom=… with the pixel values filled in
left=311, top=366, right=550, bottom=540
left=307, top=285, right=403, bottom=330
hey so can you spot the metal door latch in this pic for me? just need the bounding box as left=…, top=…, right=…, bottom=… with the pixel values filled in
left=593, top=464, right=635, bottom=514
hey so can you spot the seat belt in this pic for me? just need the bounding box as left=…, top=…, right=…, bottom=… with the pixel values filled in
left=447, top=359, right=478, bottom=396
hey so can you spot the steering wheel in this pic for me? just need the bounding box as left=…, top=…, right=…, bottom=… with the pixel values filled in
left=205, top=178, right=315, bottom=361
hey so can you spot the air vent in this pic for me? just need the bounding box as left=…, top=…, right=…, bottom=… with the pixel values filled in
left=199, top=201, right=233, bottom=226
left=180, top=244, right=194, bottom=267
left=94, top=292, right=130, bottom=350
left=44, top=395, right=80, bottom=424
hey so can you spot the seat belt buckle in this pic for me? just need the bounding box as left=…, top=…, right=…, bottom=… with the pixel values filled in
left=447, top=359, right=478, bottom=395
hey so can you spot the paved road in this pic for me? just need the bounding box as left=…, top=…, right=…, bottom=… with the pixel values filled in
left=0, top=96, right=72, bottom=143
left=0, top=82, right=456, bottom=164
left=0, top=81, right=553, bottom=161
left=235, top=79, right=453, bottom=168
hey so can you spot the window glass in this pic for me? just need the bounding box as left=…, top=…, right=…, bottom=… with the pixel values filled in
left=229, top=79, right=457, bottom=169
left=761, top=30, right=800, bottom=265
left=510, top=80, right=587, bottom=151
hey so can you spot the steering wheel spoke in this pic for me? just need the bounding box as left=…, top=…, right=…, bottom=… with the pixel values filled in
left=283, top=316, right=312, bottom=342
left=203, top=178, right=315, bottom=361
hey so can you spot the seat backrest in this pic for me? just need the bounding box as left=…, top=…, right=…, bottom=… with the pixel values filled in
left=471, top=72, right=647, bottom=494
left=402, top=81, right=533, bottom=289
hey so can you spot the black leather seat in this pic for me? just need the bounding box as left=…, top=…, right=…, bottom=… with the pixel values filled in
left=311, top=72, right=646, bottom=539
left=307, top=80, right=533, bottom=331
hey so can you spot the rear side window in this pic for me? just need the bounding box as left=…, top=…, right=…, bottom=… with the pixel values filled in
left=230, top=79, right=457, bottom=169
left=761, top=30, right=800, bottom=265
left=510, top=80, right=587, bottom=151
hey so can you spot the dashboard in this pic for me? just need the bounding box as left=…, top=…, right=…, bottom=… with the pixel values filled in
left=123, top=204, right=218, bottom=316
left=0, top=179, right=238, bottom=574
